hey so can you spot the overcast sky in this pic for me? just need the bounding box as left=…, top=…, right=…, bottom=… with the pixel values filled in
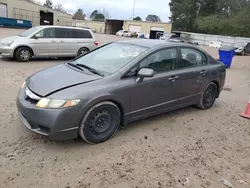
left=37, top=0, right=171, bottom=21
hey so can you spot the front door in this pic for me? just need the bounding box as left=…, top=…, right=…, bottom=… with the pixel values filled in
left=29, top=27, right=58, bottom=57
left=55, top=28, right=78, bottom=57
left=128, top=47, right=182, bottom=120
left=245, top=43, right=250, bottom=53
left=177, top=47, right=210, bottom=102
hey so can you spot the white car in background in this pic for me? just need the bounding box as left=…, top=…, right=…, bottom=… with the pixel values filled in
left=116, top=30, right=131, bottom=37
left=159, top=33, right=172, bottom=40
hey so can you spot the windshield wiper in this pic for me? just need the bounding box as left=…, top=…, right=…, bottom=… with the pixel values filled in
left=67, top=62, right=84, bottom=71
left=76, top=64, right=104, bottom=77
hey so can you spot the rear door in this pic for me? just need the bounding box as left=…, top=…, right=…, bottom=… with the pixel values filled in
left=176, top=47, right=210, bottom=102
left=55, top=28, right=78, bottom=57
left=76, top=29, right=95, bottom=51
left=29, top=27, right=58, bottom=57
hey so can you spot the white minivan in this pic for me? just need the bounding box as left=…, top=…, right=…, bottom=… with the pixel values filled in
left=0, top=26, right=99, bottom=62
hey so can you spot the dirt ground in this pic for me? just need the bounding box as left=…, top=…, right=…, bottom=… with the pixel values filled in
left=0, top=28, right=249, bottom=188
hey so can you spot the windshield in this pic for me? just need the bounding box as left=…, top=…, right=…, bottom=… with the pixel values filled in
left=72, top=43, right=148, bottom=75
left=18, top=27, right=41, bottom=37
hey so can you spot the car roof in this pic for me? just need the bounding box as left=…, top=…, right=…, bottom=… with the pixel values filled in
left=35, top=25, right=90, bottom=31
left=117, top=39, right=190, bottom=48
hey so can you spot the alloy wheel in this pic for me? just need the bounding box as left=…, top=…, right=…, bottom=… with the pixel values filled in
left=20, top=50, right=30, bottom=61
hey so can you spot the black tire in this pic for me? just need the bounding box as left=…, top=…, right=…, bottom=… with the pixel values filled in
left=15, top=47, right=32, bottom=62
left=79, top=101, right=120, bottom=144
left=77, top=47, right=89, bottom=57
left=197, top=82, right=218, bottom=110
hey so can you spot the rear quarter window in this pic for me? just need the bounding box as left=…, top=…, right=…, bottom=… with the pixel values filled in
left=76, top=30, right=93, bottom=39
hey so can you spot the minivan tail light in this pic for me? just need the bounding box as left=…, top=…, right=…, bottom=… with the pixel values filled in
left=94, top=41, right=99, bottom=46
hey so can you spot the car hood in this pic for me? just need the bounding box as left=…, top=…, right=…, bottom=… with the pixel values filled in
left=26, top=64, right=102, bottom=97
left=0, top=36, right=21, bottom=43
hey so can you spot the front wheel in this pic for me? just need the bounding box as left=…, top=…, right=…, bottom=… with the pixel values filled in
left=79, top=102, right=120, bottom=144
left=196, top=82, right=218, bottom=110
left=242, top=50, right=245, bottom=56
left=15, top=47, right=32, bottom=62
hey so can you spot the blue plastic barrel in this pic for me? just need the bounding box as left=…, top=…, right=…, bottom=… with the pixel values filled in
left=140, top=34, right=145, bottom=38
left=219, top=45, right=235, bottom=68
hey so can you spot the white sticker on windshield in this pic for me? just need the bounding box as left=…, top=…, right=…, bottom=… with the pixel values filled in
left=120, top=52, right=139, bottom=57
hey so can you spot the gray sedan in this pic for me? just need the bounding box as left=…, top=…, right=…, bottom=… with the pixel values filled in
left=16, top=40, right=226, bottom=144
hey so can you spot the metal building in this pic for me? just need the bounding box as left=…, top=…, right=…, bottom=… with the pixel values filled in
left=73, top=19, right=105, bottom=34
left=0, top=0, right=72, bottom=26
left=105, top=19, right=172, bottom=39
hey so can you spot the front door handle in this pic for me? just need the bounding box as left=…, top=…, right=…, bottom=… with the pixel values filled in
left=200, top=70, right=207, bottom=75
left=60, top=40, right=65, bottom=42
left=168, top=76, right=179, bottom=82
left=51, top=40, right=56, bottom=43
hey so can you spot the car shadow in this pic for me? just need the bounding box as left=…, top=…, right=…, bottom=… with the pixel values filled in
left=0, top=57, right=72, bottom=63
left=38, top=106, right=200, bottom=149
left=122, top=106, right=197, bottom=132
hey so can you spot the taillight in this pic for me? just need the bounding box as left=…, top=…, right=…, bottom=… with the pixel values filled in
left=94, top=41, right=98, bottom=46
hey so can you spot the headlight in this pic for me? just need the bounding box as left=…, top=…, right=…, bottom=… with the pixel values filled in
left=21, top=81, right=26, bottom=88
left=35, top=98, right=81, bottom=108
left=2, top=40, right=14, bottom=46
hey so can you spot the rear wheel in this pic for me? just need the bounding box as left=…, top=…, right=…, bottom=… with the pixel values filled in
left=197, top=82, right=218, bottom=110
left=15, top=47, right=32, bottom=62
left=79, top=102, right=120, bottom=144
left=77, top=47, right=89, bottom=57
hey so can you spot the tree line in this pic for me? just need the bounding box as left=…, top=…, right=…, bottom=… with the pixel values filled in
left=169, top=0, right=250, bottom=37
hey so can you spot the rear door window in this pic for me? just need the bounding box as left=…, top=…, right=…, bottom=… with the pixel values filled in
left=76, top=30, right=93, bottom=39
left=179, top=48, right=208, bottom=68
left=55, top=28, right=77, bottom=38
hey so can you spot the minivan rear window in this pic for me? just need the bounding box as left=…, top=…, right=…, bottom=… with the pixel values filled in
left=76, top=30, right=93, bottom=39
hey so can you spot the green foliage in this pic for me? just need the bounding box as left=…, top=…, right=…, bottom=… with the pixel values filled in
left=133, top=16, right=142, bottom=21
left=169, top=0, right=197, bottom=31
left=195, top=5, right=250, bottom=37
left=169, top=0, right=250, bottom=37
left=73, top=9, right=86, bottom=20
left=146, top=15, right=161, bottom=22
left=90, top=10, right=105, bottom=20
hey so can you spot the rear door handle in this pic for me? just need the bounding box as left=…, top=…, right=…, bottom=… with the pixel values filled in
left=51, top=40, right=56, bottom=43
left=60, top=40, right=65, bottom=42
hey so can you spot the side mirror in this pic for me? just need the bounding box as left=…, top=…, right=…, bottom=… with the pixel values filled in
left=136, top=68, right=154, bottom=83
left=34, top=33, right=41, bottom=39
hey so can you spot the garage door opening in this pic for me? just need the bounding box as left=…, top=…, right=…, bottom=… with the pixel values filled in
left=128, top=25, right=141, bottom=33
left=150, top=27, right=164, bottom=39
left=105, top=19, right=123, bottom=35
left=0, top=3, right=7, bottom=17
left=40, top=11, right=53, bottom=25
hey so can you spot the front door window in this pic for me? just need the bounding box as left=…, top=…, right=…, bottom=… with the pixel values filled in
left=140, top=48, right=178, bottom=73
left=36, top=28, right=55, bottom=38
